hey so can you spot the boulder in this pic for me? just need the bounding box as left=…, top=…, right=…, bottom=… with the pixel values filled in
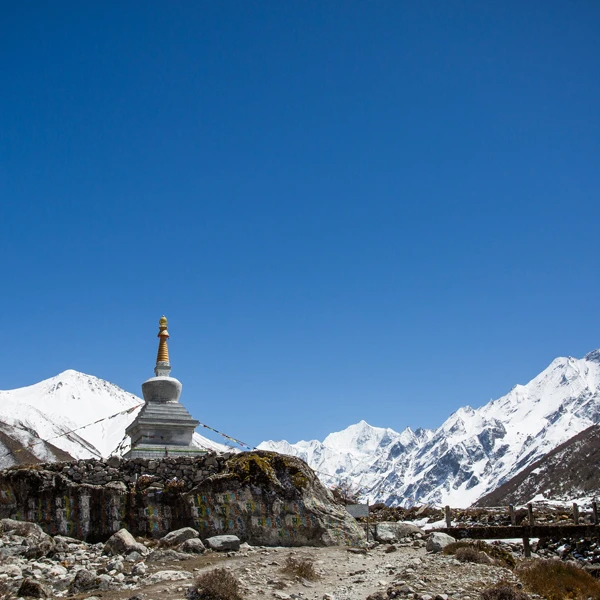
left=106, top=557, right=124, bottom=572
left=68, top=568, right=97, bottom=593
left=373, top=522, right=425, bottom=543
left=125, top=550, right=143, bottom=562
left=104, top=528, right=148, bottom=556
left=205, top=534, right=241, bottom=552
left=1, top=518, right=45, bottom=539
left=179, top=538, right=206, bottom=554
left=96, top=573, right=112, bottom=590
left=158, top=527, right=199, bottom=548
left=145, top=569, right=193, bottom=584
left=131, top=562, right=147, bottom=576
left=24, top=535, right=55, bottom=559
left=426, top=532, right=455, bottom=553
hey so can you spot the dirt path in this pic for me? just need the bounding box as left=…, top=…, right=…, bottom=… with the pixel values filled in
left=73, top=543, right=517, bottom=600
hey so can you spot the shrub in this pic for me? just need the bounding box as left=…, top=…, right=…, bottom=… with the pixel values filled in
left=481, top=583, right=530, bottom=600
left=444, top=540, right=515, bottom=569
left=455, top=546, right=491, bottom=564
left=281, top=556, right=319, bottom=581
left=517, top=559, right=600, bottom=600
left=188, top=568, right=243, bottom=600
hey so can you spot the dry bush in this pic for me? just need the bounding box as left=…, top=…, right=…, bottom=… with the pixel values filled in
left=444, top=540, right=515, bottom=569
left=188, top=568, right=242, bottom=600
left=455, top=546, right=491, bottom=564
left=517, top=559, right=600, bottom=600
left=481, top=583, right=530, bottom=600
left=444, top=540, right=483, bottom=555
left=485, top=543, right=516, bottom=569
left=281, top=556, right=319, bottom=581
left=164, top=477, right=186, bottom=493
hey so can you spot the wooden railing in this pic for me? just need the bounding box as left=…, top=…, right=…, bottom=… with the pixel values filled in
left=433, top=502, right=600, bottom=557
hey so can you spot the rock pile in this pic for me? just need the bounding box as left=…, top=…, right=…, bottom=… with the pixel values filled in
left=0, top=517, right=248, bottom=598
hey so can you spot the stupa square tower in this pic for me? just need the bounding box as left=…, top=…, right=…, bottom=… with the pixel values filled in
left=124, top=316, right=205, bottom=459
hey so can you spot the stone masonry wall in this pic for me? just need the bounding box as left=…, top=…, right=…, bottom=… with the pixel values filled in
left=0, top=451, right=365, bottom=548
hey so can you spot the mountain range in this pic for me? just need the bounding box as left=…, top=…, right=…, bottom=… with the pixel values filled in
left=475, top=422, right=600, bottom=507
left=2, top=350, right=600, bottom=507
left=259, top=350, right=600, bottom=507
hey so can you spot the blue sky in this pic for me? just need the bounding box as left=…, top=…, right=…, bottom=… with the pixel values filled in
left=2, top=2, right=599, bottom=448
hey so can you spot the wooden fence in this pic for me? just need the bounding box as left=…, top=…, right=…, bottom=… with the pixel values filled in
left=433, top=501, right=600, bottom=557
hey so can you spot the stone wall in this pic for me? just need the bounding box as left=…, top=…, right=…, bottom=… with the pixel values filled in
left=0, top=451, right=364, bottom=547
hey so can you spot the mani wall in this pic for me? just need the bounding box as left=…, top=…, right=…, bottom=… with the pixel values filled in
left=0, top=451, right=364, bottom=547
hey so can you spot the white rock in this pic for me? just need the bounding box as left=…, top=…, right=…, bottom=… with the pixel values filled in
left=426, top=532, right=455, bottom=553
left=132, top=562, right=147, bottom=576
left=103, top=529, right=148, bottom=556
left=145, top=569, right=193, bottom=584
left=205, top=535, right=241, bottom=552
left=158, top=527, right=199, bottom=548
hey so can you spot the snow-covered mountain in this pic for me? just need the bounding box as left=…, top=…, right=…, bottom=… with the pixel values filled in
left=475, top=423, right=600, bottom=507
left=0, top=370, right=233, bottom=468
left=259, top=350, right=600, bottom=508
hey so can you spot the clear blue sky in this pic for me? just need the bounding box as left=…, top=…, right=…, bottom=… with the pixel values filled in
left=2, top=2, right=599, bottom=448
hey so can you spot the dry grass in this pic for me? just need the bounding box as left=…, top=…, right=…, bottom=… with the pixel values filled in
left=281, top=556, right=319, bottom=581
left=517, top=559, right=600, bottom=600
left=480, top=583, right=530, bottom=600
left=0, top=581, right=13, bottom=599
left=444, top=540, right=515, bottom=569
left=189, top=568, right=243, bottom=600
left=455, top=546, right=491, bottom=564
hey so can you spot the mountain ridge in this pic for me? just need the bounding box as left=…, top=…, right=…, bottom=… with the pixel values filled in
left=259, top=350, right=600, bottom=507
left=0, top=369, right=233, bottom=468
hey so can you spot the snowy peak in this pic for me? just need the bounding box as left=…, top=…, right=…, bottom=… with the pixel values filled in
left=0, top=370, right=233, bottom=468
left=322, top=420, right=398, bottom=455
left=260, top=349, right=600, bottom=507
left=584, top=349, right=600, bottom=363
left=0, top=370, right=143, bottom=463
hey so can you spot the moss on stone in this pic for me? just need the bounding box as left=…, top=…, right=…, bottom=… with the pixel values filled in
left=226, top=453, right=279, bottom=487
left=291, top=471, right=309, bottom=489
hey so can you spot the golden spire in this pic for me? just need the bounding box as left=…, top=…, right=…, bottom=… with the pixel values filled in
left=156, top=315, right=170, bottom=370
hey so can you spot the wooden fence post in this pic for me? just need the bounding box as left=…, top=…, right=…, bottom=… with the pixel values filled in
left=509, top=504, right=515, bottom=526
left=528, top=503, right=534, bottom=525
left=523, top=535, right=531, bottom=558
left=445, top=505, right=452, bottom=528
left=573, top=503, right=579, bottom=525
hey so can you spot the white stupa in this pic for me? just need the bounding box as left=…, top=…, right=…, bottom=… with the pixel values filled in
left=124, top=316, right=205, bottom=459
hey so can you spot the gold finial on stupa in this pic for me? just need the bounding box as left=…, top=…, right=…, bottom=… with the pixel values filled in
left=156, top=315, right=170, bottom=365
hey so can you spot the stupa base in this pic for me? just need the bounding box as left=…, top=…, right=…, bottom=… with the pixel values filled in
left=123, top=444, right=208, bottom=459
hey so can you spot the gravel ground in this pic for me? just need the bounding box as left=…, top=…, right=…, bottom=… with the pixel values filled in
left=67, top=543, right=518, bottom=600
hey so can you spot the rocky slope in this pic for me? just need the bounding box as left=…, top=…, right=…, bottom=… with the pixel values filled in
left=260, top=350, right=600, bottom=507
left=0, top=370, right=232, bottom=467
left=475, top=423, right=600, bottom=507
